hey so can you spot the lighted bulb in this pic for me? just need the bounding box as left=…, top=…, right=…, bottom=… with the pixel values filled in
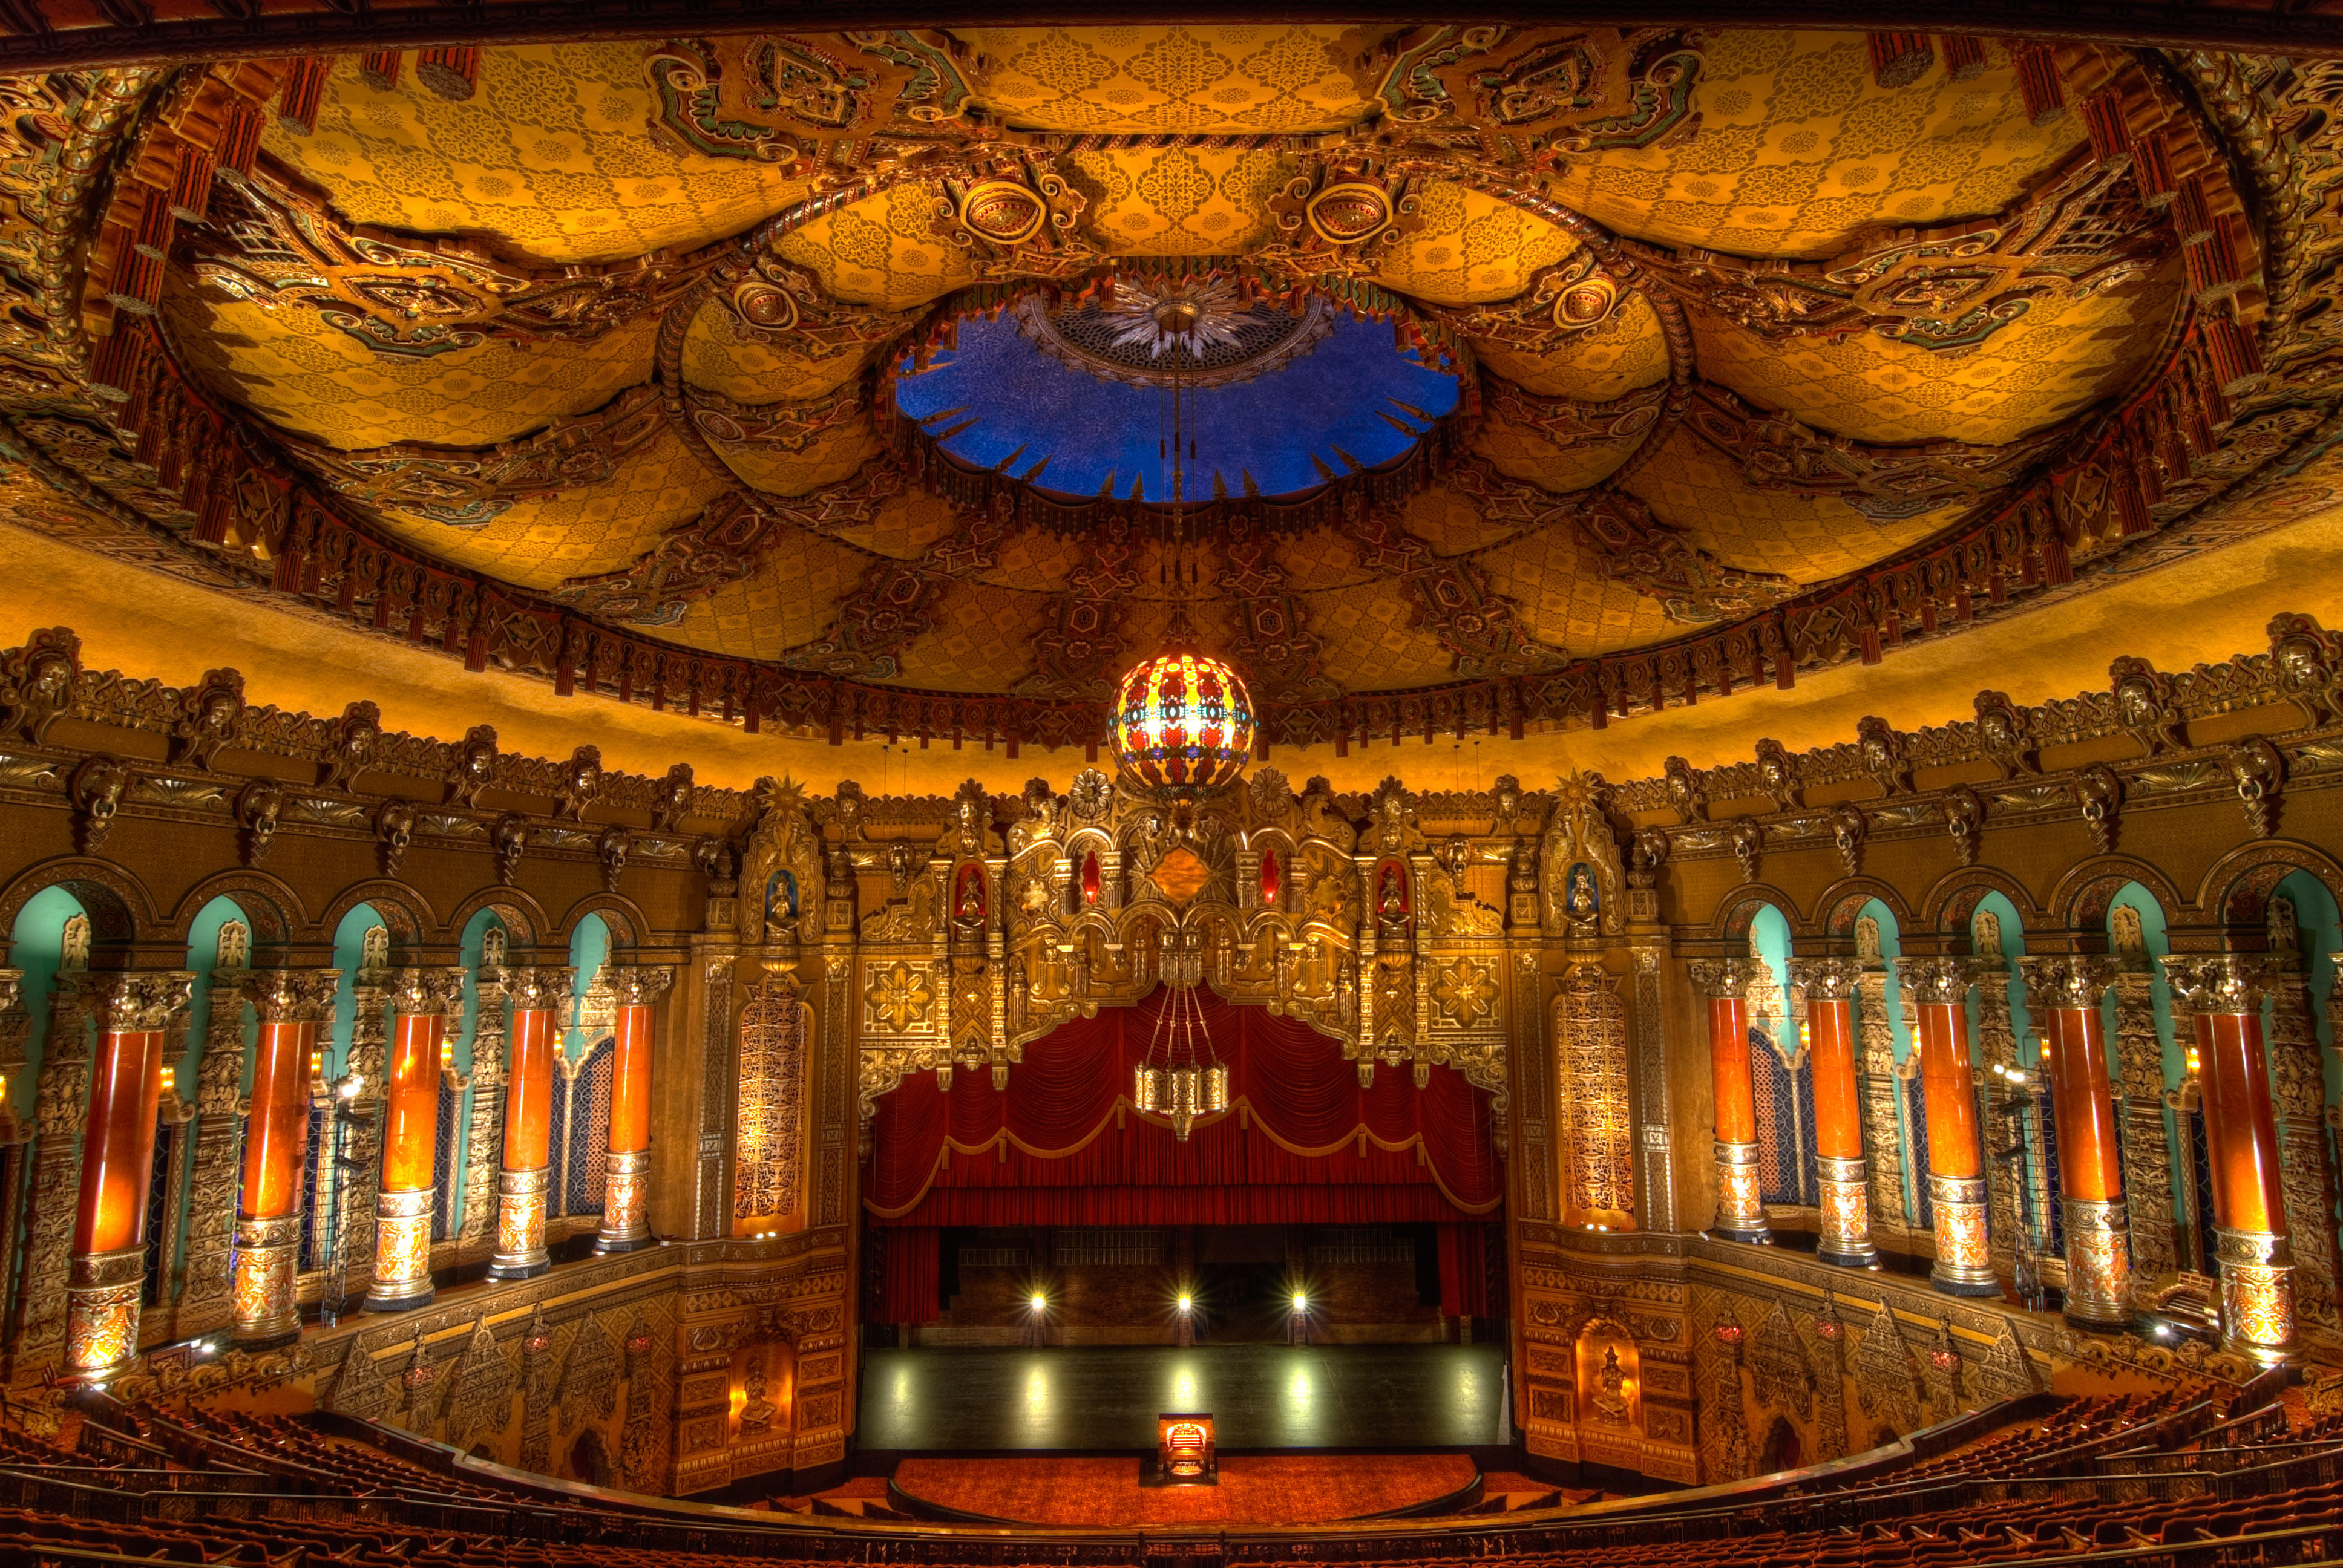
left=1291, top=1292, right=1308, bottom=1313
left=1177, top=1294, right=1193, bottom=1313
left=1030, top=1292, right=1047, bottom=1312
left=160, top=1066, right=174, bottom=1096
left=337, top=1073, right=362, bottom=1100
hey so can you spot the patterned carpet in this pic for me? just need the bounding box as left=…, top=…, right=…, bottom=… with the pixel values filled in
left=892, top=1453, right=1480, bottom=1527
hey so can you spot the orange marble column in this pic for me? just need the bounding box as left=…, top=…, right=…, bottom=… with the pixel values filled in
left=64, top=972, right=193, bottom=1374
left=1790, top=956, right=1876, bottom=1267
left=365, top=967, right=466, bottom=1312
left=488, top=966, right=573, bottom=1281
left=2164, top=955, right=2292, bottom=1362
left=597, top=965, right=673, bottom=1254
left=232, top=969, right=341, bottom=1349
left=1904, top=958, right=1996, bottom=1296
left=2019, top=956, right=2130, bottom=1328
left=1689, top=958, right=1768, bottom=1244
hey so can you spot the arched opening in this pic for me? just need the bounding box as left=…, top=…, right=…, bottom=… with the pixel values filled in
left=1745, top=903, right=1816, bottom=1212
left=553, top=913, right=614, bottom=1222
left=565, top=1429, right=610, bottom=1487
left=1758, top=1415, right=1803, bottom=1474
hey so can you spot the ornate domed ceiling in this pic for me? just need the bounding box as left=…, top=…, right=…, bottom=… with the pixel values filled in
left=0, top=21, right=2336, bottom=756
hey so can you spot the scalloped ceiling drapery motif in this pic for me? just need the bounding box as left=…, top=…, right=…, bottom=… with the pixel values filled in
left=5, top=24, right=2341, bottom=754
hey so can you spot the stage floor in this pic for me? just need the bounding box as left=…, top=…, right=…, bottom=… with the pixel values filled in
left=858, top=1344, right=1508, bottom=1453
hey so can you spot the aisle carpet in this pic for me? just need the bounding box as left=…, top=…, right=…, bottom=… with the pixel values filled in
left=891, top=1452, right=1478, bottom=1527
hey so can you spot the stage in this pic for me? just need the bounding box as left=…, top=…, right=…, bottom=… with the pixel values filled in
left=857, top=1344, right=1510, bottom=1455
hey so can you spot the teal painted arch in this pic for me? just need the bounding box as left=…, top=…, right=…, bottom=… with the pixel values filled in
left=565, top=913, right=611, bottom=1057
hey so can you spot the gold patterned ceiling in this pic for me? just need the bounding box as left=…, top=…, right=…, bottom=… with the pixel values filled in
left=0, top=22, right=2333, bottom=753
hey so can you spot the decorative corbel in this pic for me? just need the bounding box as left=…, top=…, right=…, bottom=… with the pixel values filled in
left=1829, top=804, right=1866, bottom=877
left=493, top=814, right=528, bottom=884
left=2227, top=737, right=2284, bottom=838
left=447, top=724, right=499, bottom=806
left=235, top=779, right=283, bottom=866
left=69, top=753, right=129, bottom=853
left=2074, top=765, right=2123, bottom=854
left=1942, top=785, right=1984, bottom=867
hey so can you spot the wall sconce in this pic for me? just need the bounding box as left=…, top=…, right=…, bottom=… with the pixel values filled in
left=1814, top=1291, right=1844, bottom=1342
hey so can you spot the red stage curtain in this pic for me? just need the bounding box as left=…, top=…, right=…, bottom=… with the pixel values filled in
left=867, top=986, right=1500, bottom=1226
left=1437, top=1221, right=1489, bottom=1318
left=878, top=1226, right=941, bottom=1324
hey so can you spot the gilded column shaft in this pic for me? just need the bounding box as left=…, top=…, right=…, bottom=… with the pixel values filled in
left=65, top=973, right=193, bottom=1374
left=231, top=969, right=339, bottom=1349
left=2024, top=957, right=2131, bottom=1328
left=2165, top=957, right=2294, bottom=1364
left=1691, top=960, right=1767, bottom=1244
left=1906, top=960, right=1995, bottom=1297
left=1792, top=958, right=1875, bottom=1268
left=597, top=967, right=672, bottom=1255
left=367, top=968, right=465, bottom=1313
left=489, top=967, right=572, bottom=1282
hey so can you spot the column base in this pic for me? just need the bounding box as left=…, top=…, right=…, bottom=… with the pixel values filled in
left=230, top=1214, right=302, bottom=1349
left=1816, top=1158, right=1877, bottom=1269
left=593, top=1233, right=658, bottom=1255
left=2214, top=1226, right=2296, bottom=1364
left=491, top=1165, right=550, bottom=1282
left=597, top=1148, right=650, bottom=1255
left=64, top=1246, right=148, bottom=1376
left=1712, top=1140, right=1770, bottom=1247
left=1715, top=1226, right=1775, bottom=1245
left=365, top=1187, right=435, bottom=1315
left=2061, top=1198, right=2133, bottom=1330
left=1928, top=1174, right=1995, bottom=1298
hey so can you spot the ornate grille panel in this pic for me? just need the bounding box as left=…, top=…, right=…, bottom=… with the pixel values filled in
left=733, top=981, right=806, bottom=1224
left=565, top=1038, right=614, bottom=1216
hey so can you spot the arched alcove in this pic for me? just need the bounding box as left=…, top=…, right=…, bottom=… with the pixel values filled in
left=1744, top=903, right=1815, bottom=1212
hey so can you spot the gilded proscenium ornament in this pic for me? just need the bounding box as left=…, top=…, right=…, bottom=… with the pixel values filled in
left=1689, top=957, right=1767, bottom=1244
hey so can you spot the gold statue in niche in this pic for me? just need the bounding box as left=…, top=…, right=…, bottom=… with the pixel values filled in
left=1594, top=1347, right=1631, bottom=1425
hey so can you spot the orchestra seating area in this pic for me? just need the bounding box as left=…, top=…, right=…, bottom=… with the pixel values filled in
left=0, top=1383, right=2332, bottom=1567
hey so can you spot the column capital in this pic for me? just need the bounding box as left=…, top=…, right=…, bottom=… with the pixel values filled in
left=505, top=965, right=576, bottom=1016
left=241, top=967, right=342, bottom=1024
left=1788, top=956, right=1863, bottom=1001
left=609, top=965, right=675, bottom=1008
left=2160, top=954, right=2282, bottom=1014
left=2017, top=955, right=2117, bottom=1010
left=1901, top=956, right=1972, bottom=1007
left=78, top=970, right=195, bottom=1033
left=387, top=966, right=468, bottom=1019
left=1686, top=957, right=1755, bottom=1001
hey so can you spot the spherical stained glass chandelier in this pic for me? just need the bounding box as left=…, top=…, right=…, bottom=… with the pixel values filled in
left=1108, top=635, right=1254, bottom=792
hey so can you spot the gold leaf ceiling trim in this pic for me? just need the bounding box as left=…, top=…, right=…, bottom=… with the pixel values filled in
left=770, top=181, right=977, bottom=307
left=1539, top=30, right=2088, bottom=260
left=1471, top=398, right=1654, bottom=494
left=1369, top=180, right=1582, bottom=305
left=663, top=526, right=869, bottom=660
left=704, top=411, right=885, bottom=500
left=894, top=581, right=1064, bottom=691
left=680, top=295, right=893, bottom=403
left=365, top=426, right=732, bottom=592
left=1467, top=523, right=1684, bottom=657
left=1622, top=424, right=1961, bottom=583
left=954, top=25, right=1385, bottom=135
left=1685, top=256, right=2187, bottom=446
left=255, top=44, right=815, bottom=265
left=1472, top=289, right=1671, bottom=401
left=1060, top=145, right=1296, bottom=256
left=161, top=275, right=660, bottom=450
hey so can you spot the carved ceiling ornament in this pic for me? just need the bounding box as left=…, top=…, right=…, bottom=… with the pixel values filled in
left=1640, top=152, right=2168, bottom=354
left=186, top=168, right=716, bottom=359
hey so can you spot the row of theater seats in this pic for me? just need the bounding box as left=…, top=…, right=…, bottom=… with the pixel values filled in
left=0, top=1383, right=2331, bottom=1567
